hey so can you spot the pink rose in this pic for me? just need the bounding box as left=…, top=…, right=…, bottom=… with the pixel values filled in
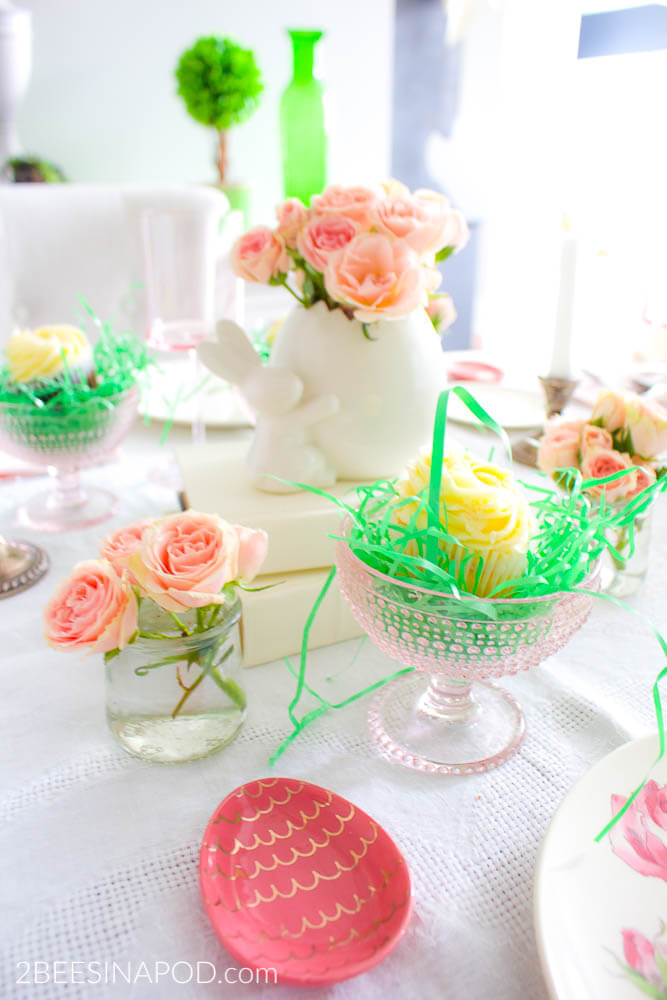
left=235, top=525, right=269, bottom=580
left=275, top=198, right=309, bottom=249
left=310, top=184, right=378, bottom=230
left=100, top=518, right=153, bottom=580
left=622, top=928, right=665, bottom=988
left=130, top=510, right=268, bottom=612
left=44, top=560, right=137, bottom=654
left=426, top=294, right=457, bottom=332
left=296, top=215, right=358, bottom=273
left=609, top=780, right=667, bottom=881
left=581, top=446, right=634, bottom=501
left=624, top=459, right=657, bottom=500
left=324, top=233, right=425, bottom=323
left=581, top=423, right=613, bottom=456
left=625, top=396, right=667, bottom=458
left=373, top=189, right=469, bottom=257
left=537, top=426, right=581, bottom=476
left=415, top=190, right=469, bottom=253
left=230, top=227, right=289, bottom=284
left=591, top=389, right=627, bottom=431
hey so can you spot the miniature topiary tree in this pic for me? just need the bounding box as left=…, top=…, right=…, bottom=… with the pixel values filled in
left=175, top=36, right=263, bottom=186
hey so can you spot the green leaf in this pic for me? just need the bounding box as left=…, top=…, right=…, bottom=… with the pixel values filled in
left=655, top=949, right=667, bottom=988
left=210, top=671, right=247, bottom=711
left=361, top=322, right=377, bottom=341
left=435, top=245, right=455, bottom=263
left=612, top=424, right=634, bottom=455
left=237, top=581, right=281, bottom=593
left=616, top=958, right=667, bottom=999
left=103, top=648, right=121, bottom=663
left=302, top=275, right=316, bottom=301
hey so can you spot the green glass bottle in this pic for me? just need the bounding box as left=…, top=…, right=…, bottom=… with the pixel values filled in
left=280, top=29, right=327, bottom=204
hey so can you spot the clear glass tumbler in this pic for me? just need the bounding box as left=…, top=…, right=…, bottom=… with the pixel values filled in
left=140, top=205, right=223, bottom=352
left=139, top=202, right=225, bottom=444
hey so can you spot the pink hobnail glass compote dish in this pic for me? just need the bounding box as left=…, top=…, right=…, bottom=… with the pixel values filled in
left=0, top=385, right=138, bottom=531
left=336, top=536, right=600, bottom=775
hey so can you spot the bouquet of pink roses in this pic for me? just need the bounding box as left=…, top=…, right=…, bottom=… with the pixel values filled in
left=538, top=389, right=667, bottom=502
left=230, top=181, right=469, bottom=333
left=44, top=510, right=267, bottom=717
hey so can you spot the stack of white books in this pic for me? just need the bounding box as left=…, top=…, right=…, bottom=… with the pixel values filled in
left=176, top=439, right=364, bottom=666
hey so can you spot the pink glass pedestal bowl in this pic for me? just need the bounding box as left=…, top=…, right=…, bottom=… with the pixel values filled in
left=0, top=385, right=138, bottom=531
left=336, top=539, right=600, bottom=775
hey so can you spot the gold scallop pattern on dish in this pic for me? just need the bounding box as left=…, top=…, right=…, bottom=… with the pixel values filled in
left=200, top=779, right=412, bottom=982
left=212, top=803, right=356, bottom=855
left=213, top=783, right=310, bottom=824
left=223, top=886, right=410, bottom=951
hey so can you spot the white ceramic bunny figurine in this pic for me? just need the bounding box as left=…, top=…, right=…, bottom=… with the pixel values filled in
left=198, top=320, right=339, bottom=493
left=199, top=303, right=447, bottom=492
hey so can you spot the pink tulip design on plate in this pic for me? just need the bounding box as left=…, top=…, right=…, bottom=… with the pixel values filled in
left=617, top=924, right=667, bottom=997
left=609, top=780, right=667, bottom=882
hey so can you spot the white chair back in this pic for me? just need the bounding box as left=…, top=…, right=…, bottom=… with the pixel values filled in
left=0, top=183, right=239, bottom=342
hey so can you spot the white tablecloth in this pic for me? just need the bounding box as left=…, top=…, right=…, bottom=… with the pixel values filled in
left=1, top=422, right=665, bottom=1000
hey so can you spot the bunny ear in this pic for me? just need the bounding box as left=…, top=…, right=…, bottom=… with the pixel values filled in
left=197, top=320, right=262, bottom=384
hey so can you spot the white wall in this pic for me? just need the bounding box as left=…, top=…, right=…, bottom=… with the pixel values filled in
left=444, top=0, right=583, bottom=375
left=16, top=0, right=395, bottom=225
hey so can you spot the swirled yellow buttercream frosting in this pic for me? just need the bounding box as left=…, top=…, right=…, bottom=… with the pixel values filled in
left=6, top=325, right=92, bottom=383
left=392, top=448, right=536, bottom=596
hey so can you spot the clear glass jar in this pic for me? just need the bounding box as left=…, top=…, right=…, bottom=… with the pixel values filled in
left=600, top=506, right=652, bottom=598
left=105, top=597, right=245, bottom=763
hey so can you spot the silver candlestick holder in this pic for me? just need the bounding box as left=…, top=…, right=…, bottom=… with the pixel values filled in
left=538, top=374, right=580, bottom=419
left=513, top=374, right=579, bottom=467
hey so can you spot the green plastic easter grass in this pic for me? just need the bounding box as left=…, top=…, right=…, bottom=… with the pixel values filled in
left=0, top=300, right=150, bottom=451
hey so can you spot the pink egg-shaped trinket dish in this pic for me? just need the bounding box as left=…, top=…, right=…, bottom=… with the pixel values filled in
left=199, top=778, right=413, bottom=986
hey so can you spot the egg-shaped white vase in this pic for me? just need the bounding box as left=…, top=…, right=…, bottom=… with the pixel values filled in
left=260, top=301, right=446, bottom=485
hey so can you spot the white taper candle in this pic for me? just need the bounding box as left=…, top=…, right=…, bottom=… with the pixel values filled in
left=548, top=235, right=577, bottom=378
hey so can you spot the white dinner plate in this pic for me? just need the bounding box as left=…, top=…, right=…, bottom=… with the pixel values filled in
left=535, top=734, right=666, bottom=1000
left=447, top=383, right=545, bottom=430
left=139, top=360, right=253, bottom=428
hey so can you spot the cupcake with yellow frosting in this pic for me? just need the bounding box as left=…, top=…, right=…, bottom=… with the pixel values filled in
left=391, top=448, right=536, bottom=596
left=6, top=324, right=93, bottom=390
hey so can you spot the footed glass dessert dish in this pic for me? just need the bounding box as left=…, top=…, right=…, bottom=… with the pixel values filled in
left=0, top=385, right=138, bottom=531
left=336, top=539, right=600, bottom=775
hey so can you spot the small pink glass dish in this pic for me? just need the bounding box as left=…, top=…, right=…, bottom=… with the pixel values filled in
left=446, top=360, right=503, bottom=384
left=336, top=539, right=600, bottom=775
left=199, top=777, right=413, bottom=987
left=0, top=385, right=138, bottom=531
